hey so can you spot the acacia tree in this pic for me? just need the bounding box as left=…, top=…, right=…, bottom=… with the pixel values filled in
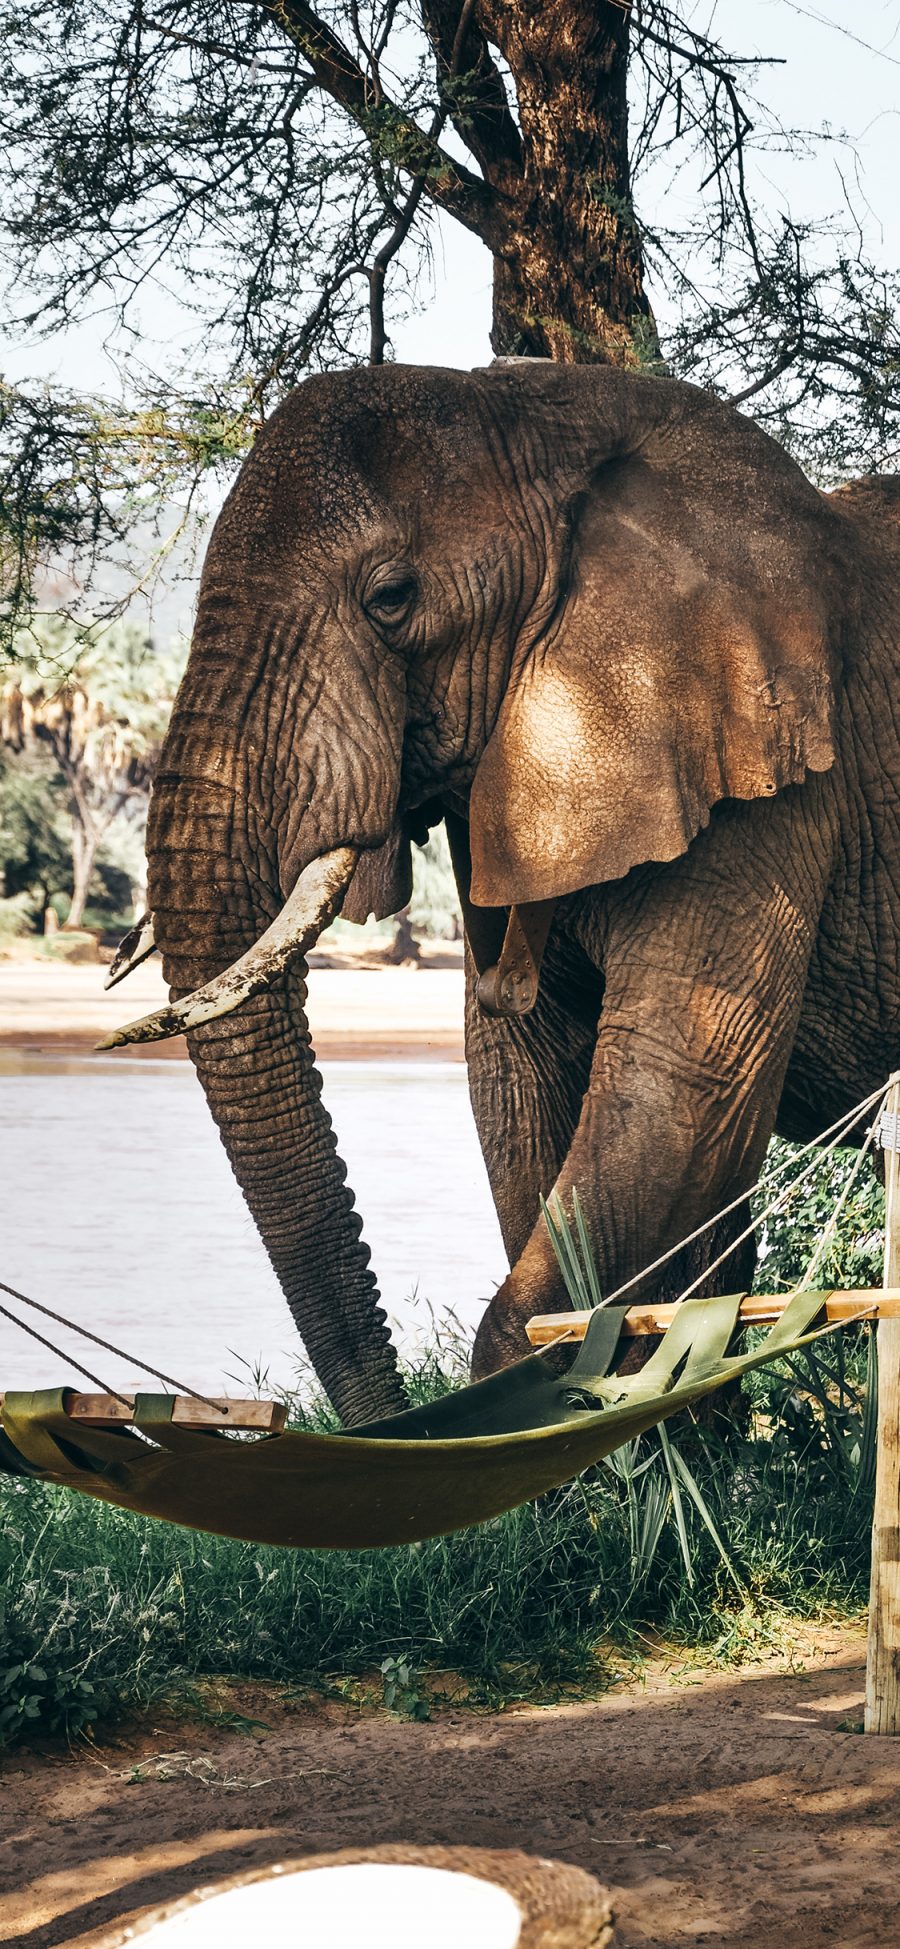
left=0, top=623, right=185, bottom=926
left=1, top=1, right=898, bottom=650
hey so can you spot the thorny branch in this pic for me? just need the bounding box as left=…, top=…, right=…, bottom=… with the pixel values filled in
left=261, top=0, right=497, bottom=235
left=367, top=0, right=477, bottom=362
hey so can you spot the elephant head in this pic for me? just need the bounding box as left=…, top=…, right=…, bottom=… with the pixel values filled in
left=111, top=363, right=847, bottom=1425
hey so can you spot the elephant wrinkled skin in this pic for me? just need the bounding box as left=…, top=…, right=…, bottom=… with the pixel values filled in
left=140, top=362, right=900, bottom=1424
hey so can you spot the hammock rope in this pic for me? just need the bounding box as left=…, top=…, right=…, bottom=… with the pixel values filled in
left=0, top=1277, right=226, bottom=1411
left=786, top=1101, right=883, bottom=1298
left=0, top=1297, right=132, bottom=1404
left=602, top=1079, right=891, bottom=1309
left=658, top=1086, right=889, bottom=1313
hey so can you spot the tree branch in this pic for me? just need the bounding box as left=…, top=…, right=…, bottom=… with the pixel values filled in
left=143, top=17, right=299, bottom=74
left=420, top=0, right=522, bottom=180
left=368, top=0, right=483, bottom=362
left=259, top=0, right=502, bottom=239
left=729, top=350, right=798, bottom=405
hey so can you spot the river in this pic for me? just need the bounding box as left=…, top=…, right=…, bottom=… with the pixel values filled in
left=0, top=1053, right=508, bottom=1399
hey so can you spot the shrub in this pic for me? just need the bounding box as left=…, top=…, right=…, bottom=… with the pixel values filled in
left=0, top=892, right=33, bottom=944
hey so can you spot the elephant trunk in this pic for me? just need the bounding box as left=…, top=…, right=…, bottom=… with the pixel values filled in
left=146, top=772, right=409, bottom=1429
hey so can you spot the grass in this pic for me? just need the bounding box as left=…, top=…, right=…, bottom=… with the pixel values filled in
left=0, top=1326, right=875, bottom=1747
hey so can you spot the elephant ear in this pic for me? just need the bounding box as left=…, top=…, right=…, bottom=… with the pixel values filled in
left=468, top=421, right=841, bottom=907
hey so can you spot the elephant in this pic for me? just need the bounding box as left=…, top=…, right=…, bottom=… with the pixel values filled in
left=109, top=360, right=900, bottom=1428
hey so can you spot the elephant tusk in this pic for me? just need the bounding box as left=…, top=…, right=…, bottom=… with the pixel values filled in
left=97, top=846, right=359, bottom=1050
left=104, top=913, right=157, bottom=990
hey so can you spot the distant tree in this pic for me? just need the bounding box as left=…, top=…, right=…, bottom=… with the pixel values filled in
left=0, top=621, right=186, bottom=927
left=0, top=752, right=71, bottom=924
left=382, top=827, right=461, bottom=961
left=1, top=3, right=898, bottom=649
left=409, top=824, right=460, bottom=941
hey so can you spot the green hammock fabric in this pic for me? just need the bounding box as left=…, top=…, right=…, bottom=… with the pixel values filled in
left=0, top=1289, right=834, bottom=1549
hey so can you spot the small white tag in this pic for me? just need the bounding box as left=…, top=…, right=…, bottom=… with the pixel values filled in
left=879, top=1110, right=900, bottom=1153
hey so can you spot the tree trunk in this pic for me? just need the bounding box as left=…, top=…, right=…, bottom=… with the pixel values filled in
left=67, top=815, right=98, bottom=929
left=474, top=2, right=655, bottom=364
left=389, top=907, right=421, bottom=965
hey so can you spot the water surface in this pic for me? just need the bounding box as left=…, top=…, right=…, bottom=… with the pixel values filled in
left=0, top=1054, right=507, bottom=1397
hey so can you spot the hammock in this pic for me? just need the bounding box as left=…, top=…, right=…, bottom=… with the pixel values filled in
left=1, top=1076, right=892, bottom=1550
left=0, top=1287, right=839, bottom=1549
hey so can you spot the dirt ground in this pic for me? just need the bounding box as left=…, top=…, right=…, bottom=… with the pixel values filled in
left=3, top=1623, right=899, bottom=1949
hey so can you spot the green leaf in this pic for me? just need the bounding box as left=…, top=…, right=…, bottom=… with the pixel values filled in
left=658, top=1425, right=694, bottom=1590
left=666, top=1441, right=745, bottom=1595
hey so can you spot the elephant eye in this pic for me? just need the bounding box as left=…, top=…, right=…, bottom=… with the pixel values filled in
left=364, top=572, right=418, bottom=628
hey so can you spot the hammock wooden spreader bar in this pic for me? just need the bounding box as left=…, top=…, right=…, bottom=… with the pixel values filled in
left=526, top=1288, right=900, bottom=1344
left=0, top=1286, right=852, bottom=1551
left=0, top=1393, right=287, bottom=1431
left=4, top=1290, right=891, bottom=1434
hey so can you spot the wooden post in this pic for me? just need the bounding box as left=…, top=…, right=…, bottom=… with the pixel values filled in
left=866, top=1074, right=900, bottom=1733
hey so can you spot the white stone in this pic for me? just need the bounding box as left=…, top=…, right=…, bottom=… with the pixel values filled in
left=135, top=1862, right=523, bottom=1949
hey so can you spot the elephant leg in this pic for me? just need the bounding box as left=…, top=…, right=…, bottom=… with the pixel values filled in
left=472, top=799, right=831, bottom=1377
left=463, top=919, right=603, bottom=1272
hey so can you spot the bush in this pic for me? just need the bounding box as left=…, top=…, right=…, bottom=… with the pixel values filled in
left=0, top=891, right=34, bottom=944
left=0, top=1597, right=107, bottom=1743
left=407, top=823, right=461, bottom=942
left=754, top=1137, right=885, bottom=1292
left=36, top=928, right=100, bottom=963
left=0, top=755, right=70, bottom=921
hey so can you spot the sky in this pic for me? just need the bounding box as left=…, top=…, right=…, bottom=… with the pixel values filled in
left=5, top=0, right=899, bottom=630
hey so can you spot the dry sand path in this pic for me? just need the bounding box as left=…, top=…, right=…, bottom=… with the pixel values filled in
left=1, top=1626, right=895, bottom=1949
left=0, top=955, right=465, bottom=1061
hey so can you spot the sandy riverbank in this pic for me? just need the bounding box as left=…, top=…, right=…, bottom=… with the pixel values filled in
left=0, top=949, right=466, bottom=1062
